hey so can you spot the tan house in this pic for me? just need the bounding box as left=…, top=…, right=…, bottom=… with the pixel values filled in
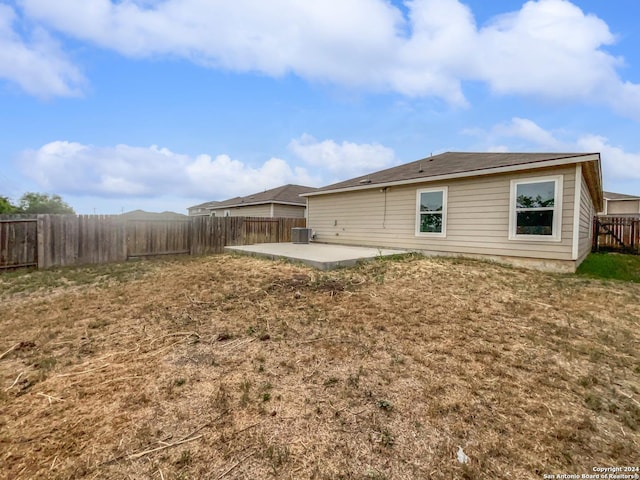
left=601, top=191, right=640, bottom=216
left=188, top=201, right=222, bottom=217
left=191, top=184, right=317, bottom=218
left=301, top=152, right=603, bottom=272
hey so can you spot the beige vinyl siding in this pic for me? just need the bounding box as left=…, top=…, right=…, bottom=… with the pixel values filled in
left=308, top=166, right=577, bottom=261
left=188, top=208, right=209, bottom=216
left=273, top=204, right=306, bottom=218
left=577, top=170, right=595, bottom=264
left=607, top=199, right=640, bottom=215
left=210, top=204, right=272, bottom=217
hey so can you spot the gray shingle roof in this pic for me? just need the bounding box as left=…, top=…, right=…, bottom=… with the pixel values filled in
left=189, top=200, right=222, bottom=210
left=209, top=184, right=317, bottom=209
left=604, top=191, right=640, bottom=200
left=306, top=152, right=598, bottom=194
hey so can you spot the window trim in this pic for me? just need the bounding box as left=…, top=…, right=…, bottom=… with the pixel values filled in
left=509, top=175, right=563, bottom=242
left=415, top=186, right=448, bottom=237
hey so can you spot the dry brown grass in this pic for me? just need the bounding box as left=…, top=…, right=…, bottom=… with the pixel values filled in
left=1, top=253, right=639, bottom=479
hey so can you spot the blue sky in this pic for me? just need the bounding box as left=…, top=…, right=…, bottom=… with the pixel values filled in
left=1, top=0, right=639, bottom=214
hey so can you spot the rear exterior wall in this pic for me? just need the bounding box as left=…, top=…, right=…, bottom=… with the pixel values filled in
left=273, top=204, right=306, bottom=218
left=209, top=204, right=272, bottom=217
left=307, top=166, right=580, bottom=271
left=606, top=199, right=640, bottom=215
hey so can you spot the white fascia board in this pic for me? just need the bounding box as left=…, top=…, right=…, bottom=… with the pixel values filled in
left=604, top=197, right=640, bottom=202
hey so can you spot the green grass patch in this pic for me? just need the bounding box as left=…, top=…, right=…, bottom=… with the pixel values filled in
left=577, top=253, right=640, bottom=283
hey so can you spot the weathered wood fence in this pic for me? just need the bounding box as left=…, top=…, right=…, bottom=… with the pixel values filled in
left=0, top=215, right=38, bottom=269
left=593, top=216, right=640, bottom=254
left=190, top=217, right=302, bottom=255
left=0, top=215, right=306, bottom=270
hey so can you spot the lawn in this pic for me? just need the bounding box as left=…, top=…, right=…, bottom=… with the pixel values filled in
left=577, top=252, right=640, bottom=283
left=1, top=254, right=639, bottom=479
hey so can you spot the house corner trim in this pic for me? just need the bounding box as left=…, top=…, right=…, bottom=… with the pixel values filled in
left=571, top=164, right=582, bottom=260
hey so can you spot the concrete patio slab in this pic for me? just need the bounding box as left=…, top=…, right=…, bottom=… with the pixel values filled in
left=225, top=243, right=410, bottom=270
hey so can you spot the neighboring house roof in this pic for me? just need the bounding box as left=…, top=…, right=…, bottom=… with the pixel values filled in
left=603, top=191, right=640, bottom=201
left=302, top=151, right=603, bottom=211
left=209, top=184, right=317, bottom=209
left=121, top=209, right=188, bottom=220
left=189, top=200, right=222, bottom=210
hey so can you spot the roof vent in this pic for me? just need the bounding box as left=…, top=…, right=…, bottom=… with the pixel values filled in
left=359, top=178, right=372, bottom=184
left=418, top=161, right=423, bottom=173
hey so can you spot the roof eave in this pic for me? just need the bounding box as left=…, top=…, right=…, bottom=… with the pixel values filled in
left=207, top=200, right=306, bottom=210
left=301, top=154, right=602, bottom=197
left=604, top=196, right=640, bottom=201
left=580, top=156, right=603, bottom=212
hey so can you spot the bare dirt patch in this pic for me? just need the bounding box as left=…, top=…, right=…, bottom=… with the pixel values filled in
left=1, top=254, right=639, bottom=479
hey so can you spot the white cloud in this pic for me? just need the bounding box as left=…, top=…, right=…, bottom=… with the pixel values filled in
left=19, top=141, right=319, bottom=199
left=18, top=0, right=405, bottom=95
left=15, top=0, right=640, bottom=117
left=576, top=135, right=640, bottom=181
left=474, top=1, right=618, bottom=98
left=23, top=142, right=188, bottom=196
left=483, top=117, right=640, bottom=182
left=288, top=134, right=396, bottom=178
left=0, top=4, right=84, bottom=97
left=492, top=117, right=566, bottom=150
left=185, top=154, right=318, bottom=196
left=19, top=136, right=396, bottom=200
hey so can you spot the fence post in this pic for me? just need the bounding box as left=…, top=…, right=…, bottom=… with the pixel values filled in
left=37, top=215, right=46, bottom=269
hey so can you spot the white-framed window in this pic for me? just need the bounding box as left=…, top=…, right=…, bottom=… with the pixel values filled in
left=415, top=187, right=447, bottom=237
left=509, top=175, right=563, bottom=241
left=224, top=210, right=231, bottom=217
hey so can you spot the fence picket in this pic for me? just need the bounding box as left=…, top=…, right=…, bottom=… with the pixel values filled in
left=594, top=216, right=640, bottom=254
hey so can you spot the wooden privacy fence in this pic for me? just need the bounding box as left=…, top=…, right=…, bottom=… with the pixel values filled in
left=0, top=215, right=38, bottom=270
left=0, top=215, right=306, bottom=270
left=190, top=216, right=305, bottom=255
left=38, top=215, right=127, bottom=268
left=593, top=216, right=640, bottom=254
left=127, top=218, right=191, bottom=258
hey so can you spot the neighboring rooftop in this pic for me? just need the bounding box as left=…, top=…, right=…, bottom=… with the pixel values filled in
left=188, top=200, right=222, bottom=210
left=208, top=184, right=317, bottom=209
left=604, top=191, right=640, bottom=200
left=303, top=152, right=600, bottom=195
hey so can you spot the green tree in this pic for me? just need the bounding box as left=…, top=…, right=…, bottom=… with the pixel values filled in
left=0, top=196, right=17, bottom=214
left=17, top=192, right=75, bottom=214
